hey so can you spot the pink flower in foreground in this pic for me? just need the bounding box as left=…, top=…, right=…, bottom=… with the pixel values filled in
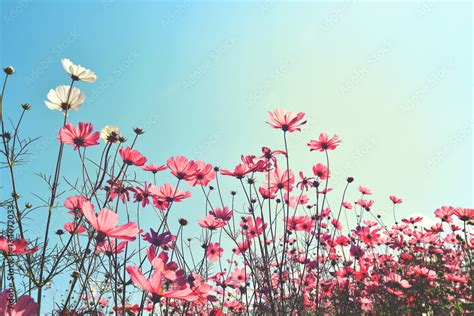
left=206, top=242, right=223, bottom=261
left=453, top=207, right=474, bottom=221
left=58, top=122, right=100, bottom=150
left=187, top=160, right=215, bottom=187
left=82, top=201, right=140, bottom=241
left=167, top=156, right=197, bottom=180
left=0, top=237, right=39, bottom=255
left=266, top=108, right=306, bottom=133
left=307, top=133, right=341, bottom=152
left=119, top=147, right=147, bottom=166
left=0, top=290, right=38, bottom=316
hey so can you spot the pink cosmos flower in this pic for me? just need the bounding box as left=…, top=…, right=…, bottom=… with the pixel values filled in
left=266, top=167, right=295, bottom=193
left=434, top=206, right=454, bottom=223
left=105, top=180, right=132, bottom=204
left=241, top=216, right=267, bottom=239
left=220, top=163, right=255, bottom=179
left=266, top=108, right=306, bottom=132
left=58, top=122, right=100, bottom=150
left=286, top=216, right=315, bottom=232
left=335, top=235, right=349, bottom=246
left=401, top=216, right=423, bottom=225
left=64, top=195, right=87, bottom=216
left=229, top=267, right=248, bottom=286
left=132, top=183, right=153, bottom=207
left=149, top=183, right=191, bottom=209
left=312, top=163, right=330, bottom=180
left=359, top=186, right=372, bottom=195
left=96, top=240, right=127, bottom=256
left=287, top=194, right=309, bottom=209
left=389, top=195, right=403, bottom=204
left=356, top=199, right=374, bottom=210
left=82, top=201, right=140, bottom=242
left=233, top=239, right=252, bottom=255
left=119, top=147, right=147, bottom=166
left=259, top=186, right=276, bottom=199
left=453, top=207, right=474, bottom=221
left=187, top=161, right=215, bottom=187
left=0, top=237, right=39, bottom=255
left=356, top=226, right=381, bottom=246
left=331, top=218, right=342, bottom=230
left=342, top=202, right=353, bottom=210
left=307, top=133, right=341, bottom=152
left=296, top=171, right=312, bottom=191
left=198, top=215, right=226, bottom=230
left=0, top=290, right=38, bottom=316
left=126, top=263, right=193, bottom=303
left=167, top=156, right=197, bottom=180
left=242, top=154, right=267, bottom=172
left=206, top=242, right=223, bottom=262
left=209, top=206, right=233, bottom=222
left=142, top=163, right=167, bottom=174
left=64, top=222, right=86, bottom=234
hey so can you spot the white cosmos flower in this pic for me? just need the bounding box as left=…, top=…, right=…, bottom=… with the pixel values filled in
left=100, top=125, right=121, bottom=143
left=61, top=58, right=97, bottom=83
left=45, top=85, right=85, bottom=112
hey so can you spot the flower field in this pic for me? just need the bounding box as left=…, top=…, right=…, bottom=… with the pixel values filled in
left=0, top=60, right=472, bottom=315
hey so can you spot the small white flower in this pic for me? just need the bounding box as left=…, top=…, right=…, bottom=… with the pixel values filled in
left=45, top=85, right=85, bottom=112
left=100, top=125, right=121, bottom=143
left=61, top=58, right=97, bottom=83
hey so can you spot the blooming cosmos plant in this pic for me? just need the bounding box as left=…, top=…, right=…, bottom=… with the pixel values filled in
left=58, top=122, right=100, bottom=150
left=0, top=60, right=471, bottom=316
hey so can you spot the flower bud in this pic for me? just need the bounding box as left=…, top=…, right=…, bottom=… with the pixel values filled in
left=21, top=103, right=31, bottom=110
left=133, top=127, right=144, bottom=135
left=3, top=66, right=14, bottom=75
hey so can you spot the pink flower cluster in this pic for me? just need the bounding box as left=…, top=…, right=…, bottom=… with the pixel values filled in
left=0, top=61, right=471, bottom=315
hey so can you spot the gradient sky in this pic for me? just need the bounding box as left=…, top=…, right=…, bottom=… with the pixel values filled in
left=0, top=0, right=472, bottom=308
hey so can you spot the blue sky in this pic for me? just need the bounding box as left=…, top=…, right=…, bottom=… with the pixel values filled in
left=0, top=0, right=472, bottom=310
